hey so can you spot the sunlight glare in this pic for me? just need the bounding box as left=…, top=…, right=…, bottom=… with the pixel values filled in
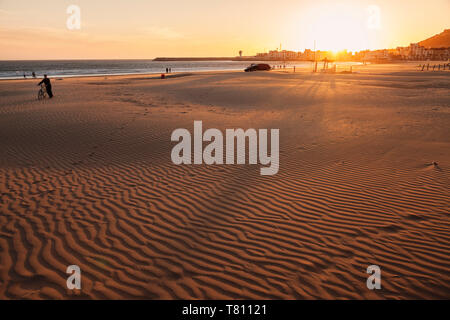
left=297, top=3, right=373, bottom=52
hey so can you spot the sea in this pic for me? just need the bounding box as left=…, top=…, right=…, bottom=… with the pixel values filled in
left=0, top=60, right=288, bottom=79
left=0, top=60, right=363, bottom=79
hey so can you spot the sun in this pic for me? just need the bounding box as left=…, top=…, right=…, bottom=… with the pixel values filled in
left=312, top=13, right=367, bottom=52
left=291, top=2, right=374, bottom=52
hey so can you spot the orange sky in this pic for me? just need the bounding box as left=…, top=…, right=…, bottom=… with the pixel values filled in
left=0, top=0, right=449, bottom=59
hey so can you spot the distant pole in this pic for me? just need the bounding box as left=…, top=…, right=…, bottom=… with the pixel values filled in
left=313, top=40, right=316, bottom=72
left=314, top=40, right=316, bottom=60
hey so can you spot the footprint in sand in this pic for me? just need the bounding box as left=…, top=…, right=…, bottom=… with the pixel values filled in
left=378, top=224, right=404, bottom=233
left=405, top=214, right=427, bottom=222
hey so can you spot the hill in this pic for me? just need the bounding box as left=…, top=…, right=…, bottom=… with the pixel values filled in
left=419, top=29, right=450, bottom=48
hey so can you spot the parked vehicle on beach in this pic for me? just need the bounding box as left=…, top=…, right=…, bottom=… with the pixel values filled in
left=245, top=63, right=271, bottom=72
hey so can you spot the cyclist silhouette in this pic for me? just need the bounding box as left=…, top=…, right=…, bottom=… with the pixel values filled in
left=37, top=74, right=53, bottom=98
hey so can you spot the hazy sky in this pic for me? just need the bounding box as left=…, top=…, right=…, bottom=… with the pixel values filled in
left=0, top=0, right=449, bottom=59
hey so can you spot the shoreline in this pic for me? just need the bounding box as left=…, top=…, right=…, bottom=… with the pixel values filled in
left=0, top=69, right=242, bottom=82
left=2, top=60, right=448, bottom=81
left=1, top=61, right=448, bottom=82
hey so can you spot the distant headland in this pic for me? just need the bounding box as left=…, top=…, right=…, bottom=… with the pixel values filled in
left=153, top=57, right=261, bottom=62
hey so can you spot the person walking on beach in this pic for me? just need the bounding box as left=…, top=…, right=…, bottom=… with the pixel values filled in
left=37, top=74, right=53, bottom=98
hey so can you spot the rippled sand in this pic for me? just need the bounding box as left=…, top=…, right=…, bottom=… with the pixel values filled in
left=0, top=64, right=449, bottom=299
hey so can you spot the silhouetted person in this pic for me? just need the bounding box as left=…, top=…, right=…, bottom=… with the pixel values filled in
left=23, top=73, right=26, bottom=79
left=38, top=74, right=53, bottom=98
left=32, top=71, right=36, bottom=78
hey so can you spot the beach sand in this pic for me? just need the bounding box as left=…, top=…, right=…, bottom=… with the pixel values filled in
left=0, top=63, right=449, bottom=299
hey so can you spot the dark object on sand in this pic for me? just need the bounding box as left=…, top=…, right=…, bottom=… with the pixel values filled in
left=245, top=63, right=271, bottom=72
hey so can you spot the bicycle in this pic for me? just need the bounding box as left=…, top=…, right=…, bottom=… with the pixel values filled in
left=37, top=83, right=47, bottom=100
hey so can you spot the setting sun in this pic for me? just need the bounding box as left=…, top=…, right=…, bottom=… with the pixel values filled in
left=309, top=5, right=371, bottom=52
left=289, top=2, right=376, bottom=52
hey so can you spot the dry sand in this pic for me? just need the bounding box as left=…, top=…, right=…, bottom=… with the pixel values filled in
left=0, top=63, right=449, bottom=299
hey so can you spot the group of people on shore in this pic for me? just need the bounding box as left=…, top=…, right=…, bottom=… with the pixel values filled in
left=23, top=71, right=37, bottom=79
left=272, top=65, right=287, bottom=69
left=271, top=64, right=296, bottom=72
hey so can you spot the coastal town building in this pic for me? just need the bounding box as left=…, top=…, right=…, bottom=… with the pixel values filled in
left=254, top=43, right=449, bottom=62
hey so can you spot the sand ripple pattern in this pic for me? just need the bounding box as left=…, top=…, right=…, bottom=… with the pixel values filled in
left=1, top=71, right=449, bottom=299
